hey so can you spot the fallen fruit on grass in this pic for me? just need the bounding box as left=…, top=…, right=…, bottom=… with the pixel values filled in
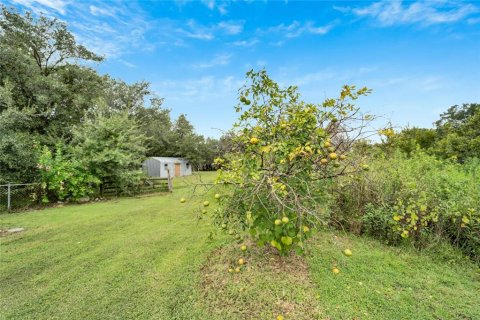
left=332, top=267, right=340, bottom=274
left=303, top=226, right=310, bottom=233
left=202, top=209, right=207, bottom=214
left=214, top=193, right=221, bottom=199
left=282, top=217, right=289, bottom=224
left=221, top=223, right=227, bottom=229
left=228, top=268, right=234, bottom=273
left=241, top=245, right=247, bottom=251
left=180, top=198, right=186, bottom=203
left=228, top=229, right=235, bottom=235
left=203, top=201, right=210, bottom=207
left=343, top=249, right=353, bottom=257
left=277, top=315, right=284, bottom=320
left=238, top=258, right=245, bottom=265
left=274, top=219, right=282, bottom=226
left=235, top=267, right=240, bottom=273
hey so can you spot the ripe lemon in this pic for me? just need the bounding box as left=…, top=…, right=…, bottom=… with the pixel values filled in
left=203, top=201, right=210, bottom=207
left=343, top=249, right=352, bottom=257
left=332, top=267, right=340, bottom=274
left=238, top=258, right=245, bottom=265
left=241, top=245, right=247, bottom=251
left=282, top=217, right=289, bottom=224
left=274, top=219, right=282, bottom=226
left=214, top=193, right=221, bottom=199
left=180, top=198, right=186, bottom=203
left=329, top=153, right=338, bottom=160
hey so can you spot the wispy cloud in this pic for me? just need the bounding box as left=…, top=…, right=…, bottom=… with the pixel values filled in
left=201, top=0, right=229, bottom=15
left=194, top=54, right=232, bottom=69
left=266, top=21, right=333, bottom=38
left=177, top=20, right=244, bottom=40
left=339, top=0, right=478, bottom=27
left=11, top=0, right=69, bottom=15
left=231, top=38, right=259, bottom=47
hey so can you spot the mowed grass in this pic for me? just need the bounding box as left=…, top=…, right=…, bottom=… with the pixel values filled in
left=1, top=172, right=479, bottom=319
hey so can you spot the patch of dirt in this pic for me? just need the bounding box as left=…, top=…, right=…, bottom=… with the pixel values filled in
left=201, top=241, right=325, bottom=319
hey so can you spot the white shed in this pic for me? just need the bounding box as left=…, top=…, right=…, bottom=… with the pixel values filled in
left=143, top=157, right=192, bottom=178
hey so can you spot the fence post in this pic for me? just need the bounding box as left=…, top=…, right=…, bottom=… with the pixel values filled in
left=7, top=183, right=11, bottom=211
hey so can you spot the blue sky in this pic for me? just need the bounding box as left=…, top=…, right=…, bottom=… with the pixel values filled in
left=5, top=0, right=480, bottom=137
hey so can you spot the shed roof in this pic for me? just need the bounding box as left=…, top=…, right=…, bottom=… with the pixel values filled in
left=149, top=157, right=188, bottom=163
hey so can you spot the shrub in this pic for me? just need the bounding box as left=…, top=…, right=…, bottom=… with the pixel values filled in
left=330, top=151, right=480, bottom=263
left=38, top=145, right=100, bottom=202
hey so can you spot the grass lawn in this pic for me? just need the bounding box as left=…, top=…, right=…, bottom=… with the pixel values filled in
left=1, top=173, right=479, bottom=319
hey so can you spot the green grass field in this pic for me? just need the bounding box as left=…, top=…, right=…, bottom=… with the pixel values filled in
left=1, top=173, right=479, bottom=319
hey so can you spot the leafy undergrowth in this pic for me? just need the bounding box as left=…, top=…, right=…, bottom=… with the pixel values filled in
left=201, top=232, right=480, bottom=320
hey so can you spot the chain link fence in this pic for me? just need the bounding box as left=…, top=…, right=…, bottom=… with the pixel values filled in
left=0, top=183, right=42, bottom=212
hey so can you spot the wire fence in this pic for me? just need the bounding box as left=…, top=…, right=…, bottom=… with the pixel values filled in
left=0, top=183, right=42, bottom=212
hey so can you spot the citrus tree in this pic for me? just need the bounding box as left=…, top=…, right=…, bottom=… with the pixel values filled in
left=211, top=70, right=377, bottom=255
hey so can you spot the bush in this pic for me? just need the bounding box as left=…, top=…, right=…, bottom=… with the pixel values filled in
left=330, top=150, right=480, bottom=263
left=38, top=145, right=100, bottom=202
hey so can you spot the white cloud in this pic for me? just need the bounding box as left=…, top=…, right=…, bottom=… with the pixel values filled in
left=217, top=21, right=244, bottom=35
left=194, top=54, right=232, bottom=69
left=231, top=38, right=259, bottom=47
left=264, top=21, right=334, bottom=38
left=11, top=0, right=69, bottom=15
left=88, top=5, right=116, bottom=17
left=342, top=0, right=478, bottom=26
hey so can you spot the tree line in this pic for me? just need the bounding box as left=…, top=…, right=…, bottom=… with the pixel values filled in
left=0, top=7, right=227, bottom=194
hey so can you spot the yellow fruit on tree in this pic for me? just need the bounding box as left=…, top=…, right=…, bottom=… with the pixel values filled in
left=329, top=153, right=338, bottom=160
left=339, top=154, right=346, bottom=160
left=320, top=158, right=328, bottom=165
left=282, top=216, right=289, bottom=224
left=274, top=219, right=282, bottom=226
left=343, top=249, right=352, bottom=257
left=324, top=141, right=332, bottom=148
left=332, top=267, right=340, bottom=274
left=303, top=226, right=310, bottom=233
left=277, top=315, right=284, bottom=320
left=250, top=137, right=259, bottom=144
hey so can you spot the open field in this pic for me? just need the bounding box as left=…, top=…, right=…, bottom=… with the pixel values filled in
left=1, top=173, right=479, bottom=320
